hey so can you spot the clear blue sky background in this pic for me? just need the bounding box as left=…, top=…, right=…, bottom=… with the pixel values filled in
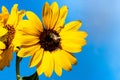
left=0, top=0, right=120, bottom=80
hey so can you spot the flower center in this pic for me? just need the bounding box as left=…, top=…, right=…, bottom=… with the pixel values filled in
left=39, top=29, right=60, bottom=51
left=1, top=25, right=15, bottom=49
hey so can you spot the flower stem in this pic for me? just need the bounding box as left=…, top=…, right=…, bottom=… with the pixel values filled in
left=16, top=55, right=22, bottom=80
left=22, top=71, right=39, bottom=80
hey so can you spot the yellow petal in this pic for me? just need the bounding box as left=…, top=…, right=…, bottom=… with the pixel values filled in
left=17, top=44, right=40, bottom=57
left=18, top=10, right=25, bottom=22
left=63, top=51, right=77, bottom=64
left=0, top=41, right=6, bottom=49
left=37, top=51, right=54, bottom=77
left=26, top=11, right=43, bottom=32
left=37, top=55, right=44, bottom=75
left=29, top=48, right=44, bottom=67
left=53, top=49, right=72, bottom=71
left=51, top=2, right=59, bottom=12
left=2, top=6, right=9, bottom=14
left=0, top=27, right=8, bottom=37
left=42, top=2, right=52, bottom=29
left=49, top=2, right=59, bottom=29
left=52, top=51, right=62, bottom=76
left=2, top=6, right=9, bottom=21
left=7, top=4, right=18, bottom=26
left=61, top=41, right=82, bottom=52
left=37, top=51, right=46, bottom=76
left=54, top=6, right=68, bottom=32
left=18, top=20, right=40, bottom=36
left=60, top=31, right=87, bottom=52
left=60, top=31, right=87, bottom=38
left=61, top=20, right=82, bottom=32
left=20, top=35, right=39, bottom=47
left=44, top=51, right=54, bottom=77
left=54, top=60, right=62, bottom=76
left=12, top=31, right=22, bottom=48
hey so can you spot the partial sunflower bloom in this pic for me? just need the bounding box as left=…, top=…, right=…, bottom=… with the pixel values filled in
left=0, top=4, right=25, bottom=70
left=18, top=2, right=87, bottom=77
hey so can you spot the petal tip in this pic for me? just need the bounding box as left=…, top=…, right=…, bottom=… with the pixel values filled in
left=45, top=2, right=49, bottom=5
left=29, top=64, right=34, bottom=68
left=2, top=6, right=7, bottom=10
left=13, top=4, right=18, bottom=7
left=52, top=1, right=58, bottom=5
left=57, top=73, right=62, bottom=77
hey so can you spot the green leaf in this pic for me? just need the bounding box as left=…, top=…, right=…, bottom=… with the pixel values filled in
left=22, top=72, right=39, bottom=80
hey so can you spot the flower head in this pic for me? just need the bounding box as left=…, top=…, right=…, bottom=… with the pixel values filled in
left=0, top=4, right=24, bottom=70
left=18, top=2, right=87, bottom=77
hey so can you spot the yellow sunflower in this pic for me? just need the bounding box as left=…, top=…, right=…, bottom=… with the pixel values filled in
left=17, top=2, right=87, bottom=77
left=0, top=4, right=25, bottom=70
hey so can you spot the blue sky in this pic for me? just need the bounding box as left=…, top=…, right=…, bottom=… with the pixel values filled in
left=0, top=0, right=120, bottom=80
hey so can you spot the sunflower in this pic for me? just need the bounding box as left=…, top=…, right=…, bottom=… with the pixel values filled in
left=0, top=4, right=24, bottom=70
left=17, top=2, right=87, bottom=77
